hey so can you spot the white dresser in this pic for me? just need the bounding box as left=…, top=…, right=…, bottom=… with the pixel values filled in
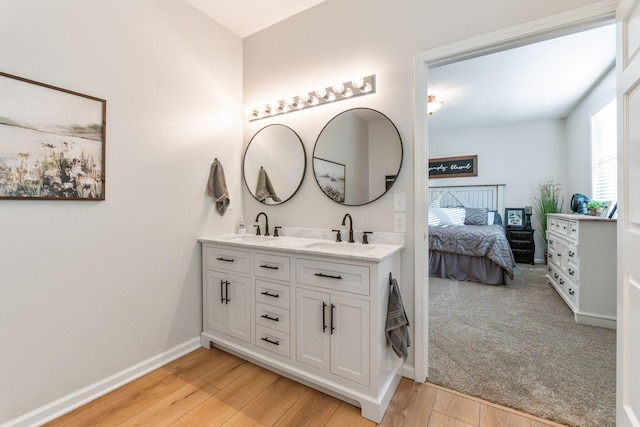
left=199, top=232, right=404, bottom=422
left=545, top=214, right=616, bottom=328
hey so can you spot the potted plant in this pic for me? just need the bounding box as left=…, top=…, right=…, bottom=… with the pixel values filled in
left=533, top=180, right=564, bottom=262
left=587, top=200, right=606, bottom=216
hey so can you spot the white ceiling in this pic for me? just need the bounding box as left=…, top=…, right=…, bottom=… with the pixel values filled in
left=428, top=24, right=616, bottom=134
left=184, top=0, right=327, bottom=37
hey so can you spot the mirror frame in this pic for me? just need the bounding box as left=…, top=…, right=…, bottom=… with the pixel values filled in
left=312, top=108, right=403, bottom=206
left=243, top=124, right=307, bottom=205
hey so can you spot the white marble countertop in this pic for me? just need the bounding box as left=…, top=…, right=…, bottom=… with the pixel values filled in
left=198, top=227, right=404, bottom=262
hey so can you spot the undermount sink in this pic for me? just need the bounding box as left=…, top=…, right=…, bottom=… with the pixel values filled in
left=225, top=235, right=276, bottom=243
left=304, top=241, right=374, bottom=253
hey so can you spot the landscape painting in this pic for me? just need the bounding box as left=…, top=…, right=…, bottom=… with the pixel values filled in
left=313, top=157, right=345, bottom=203
left=0, top=71, right=106, bottom=200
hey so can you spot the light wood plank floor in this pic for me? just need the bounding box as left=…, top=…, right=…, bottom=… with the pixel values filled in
left=44, top=348, right=567, bottom=427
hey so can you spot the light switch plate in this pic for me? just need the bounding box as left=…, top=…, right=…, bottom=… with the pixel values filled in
left=394, top=213, right=406, bottom=232
left=394, top=193, right=406, bottom=212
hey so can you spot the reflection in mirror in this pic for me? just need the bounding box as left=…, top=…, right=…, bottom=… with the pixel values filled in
left=243, top=124, right=306, bottom=205
left=313, top=108, right=402, bottom=206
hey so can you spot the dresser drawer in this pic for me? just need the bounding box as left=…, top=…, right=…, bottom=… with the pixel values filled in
left=204, top=245, right=251, bottom=273
left=509, top=229, right=534, bottom=240
left=256, top=325, right=290, bottom=358
left=296, top=258, right=370, bottom=296
left=255, top=280, right=290, bottom=309
left=553, top=219, right=570, bottom=236
left=568, top=221, right=579, bottom=241
left=256, top=302, right=290, bottom=333
left=254, top=252, right=291, bottom=282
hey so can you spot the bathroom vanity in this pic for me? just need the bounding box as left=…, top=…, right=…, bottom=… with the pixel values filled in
left=199, top=229, right=404, bottom=422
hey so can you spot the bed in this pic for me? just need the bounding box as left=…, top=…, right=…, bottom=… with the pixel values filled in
left=428, top=185, right=516, bottom=285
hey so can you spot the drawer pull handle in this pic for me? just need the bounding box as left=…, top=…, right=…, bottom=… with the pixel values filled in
left=569, top=269, right=575, bottom=276
left=560, top=279, right=565, bottom=285
left=260, top=264, right=279, bottom=270
left=554, top=273, right=559, bottom=279
left=547, top=267, right=552, bottom=272
left=563, top=226, right=567, bottom=229
left=216, top=257, right=234, bottom=262
left=569, top=289, right=575, bottom=295
left=225, top=280, right=230, bottom=304
left=568, top=251, right=575, bottom=257
left=261, top=291, right=279, bottom=298
left=261, top=337, right=280, bottom=346
left=549, top=240, right=554, bottom=244
left=261, top=314, right=280, bottom=322
left=315, top=272, right=343, bottom=280
left=549, top=254, right=553, bottom=259
left=557, top=253, right=562, bottom=257
left=220, top=280, right=225, bottom=304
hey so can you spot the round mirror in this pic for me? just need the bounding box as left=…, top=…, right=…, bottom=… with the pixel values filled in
left=313, top=108, right=402, bottom=205
left=243, top=124, right=306, bottom=205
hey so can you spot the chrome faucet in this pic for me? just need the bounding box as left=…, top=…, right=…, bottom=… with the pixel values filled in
left=341, top=213, right=354, bottom=243
left=255, top=212, right=270, bottom=236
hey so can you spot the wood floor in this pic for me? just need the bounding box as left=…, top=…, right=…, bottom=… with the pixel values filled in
left=44, top=347, right=567, bottom=427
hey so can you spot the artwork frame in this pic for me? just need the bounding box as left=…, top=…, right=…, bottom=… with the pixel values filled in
left=505, top=207, right=525, bottom=228
left=313, top=157, right=345, bottom=203
left=0, top=71, right=106, bottom=201
left=428, top=155, right=478, bottom=179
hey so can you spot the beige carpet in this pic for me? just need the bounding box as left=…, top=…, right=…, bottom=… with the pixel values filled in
left=428, top=264, right=616, bottom=427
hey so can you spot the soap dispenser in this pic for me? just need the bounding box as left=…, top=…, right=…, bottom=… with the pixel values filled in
left=238, top=215, right=246, bottom=234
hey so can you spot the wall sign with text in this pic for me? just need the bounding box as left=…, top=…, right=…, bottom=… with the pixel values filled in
left=428, top=155, right=477, bottom=179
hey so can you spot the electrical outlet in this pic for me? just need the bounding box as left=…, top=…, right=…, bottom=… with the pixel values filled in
left=394, top=193, right=406, bottom=212
left=394, top=213, right=406, bottom=232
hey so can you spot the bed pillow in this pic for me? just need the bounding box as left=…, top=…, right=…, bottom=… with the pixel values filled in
left=490, top=210, right=503, bottom=226
left=464, top=207, right=488, bottom=225
left=429, top=206, right=466, bottom=226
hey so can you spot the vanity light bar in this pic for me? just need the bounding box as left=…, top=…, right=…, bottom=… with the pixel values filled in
left=249, top=75, right=376, bottom=121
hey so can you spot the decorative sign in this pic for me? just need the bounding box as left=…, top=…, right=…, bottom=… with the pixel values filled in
left=428, top=155, right=477, bottom=179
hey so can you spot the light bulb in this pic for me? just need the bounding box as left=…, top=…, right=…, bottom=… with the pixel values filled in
left=315, top=88, right=327, bottom=98
left=352, top=77, right=365, bottom=89
left=333, top=83, right=345, bottom=94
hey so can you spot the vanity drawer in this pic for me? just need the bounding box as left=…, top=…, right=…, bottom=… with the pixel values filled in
left=254, top=252, right=291, bottom=282
left=204, top=245, right=251, bottom=273
left=256, top=325, right=290, bottom=358
left=256, top=302, right=290, bottom=333
left=296, top=258, right=370, bottom=296
left=255, top=280, right=290, bottom=309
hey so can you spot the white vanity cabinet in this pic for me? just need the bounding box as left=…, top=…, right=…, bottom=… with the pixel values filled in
left=202, top=246, right=251, bottom=343
left=199, top=235, right=404, bottom=423
left=545, top=214, right=616, bottom=328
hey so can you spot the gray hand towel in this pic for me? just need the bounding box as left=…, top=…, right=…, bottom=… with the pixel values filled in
left=255, top=166, right=282, bottom=203
left=385, top=277, right=410, bottom=360
left=207, top=158, right=230, bottom=215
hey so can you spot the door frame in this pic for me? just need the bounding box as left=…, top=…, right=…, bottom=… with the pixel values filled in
left=412, top=0, right=619, bottom=383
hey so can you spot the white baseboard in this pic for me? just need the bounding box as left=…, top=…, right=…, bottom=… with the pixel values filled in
left=3, top=337, right=201, bottom=427
left=402, top=363, right=415, bottom=380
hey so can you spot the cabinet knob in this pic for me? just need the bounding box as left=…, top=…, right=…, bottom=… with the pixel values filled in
left=569, top=289, right=575, bottom=295
left=568, top=251, right=575, bottom=257
left=560, top=279, right=565, bottom=285
left=568, top=269, right=574, bottom=276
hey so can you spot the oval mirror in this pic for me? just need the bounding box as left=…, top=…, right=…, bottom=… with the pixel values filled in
left=313, top=108, right=403, bottom=205
left=243, top=124, right=306, bottom=205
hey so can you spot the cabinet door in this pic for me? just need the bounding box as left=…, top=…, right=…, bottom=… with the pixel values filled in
left=226, top=273, right=251, bottom=343
left=204, top=269, right=228, bottom=335
left=296, top=288, right=330, bottom=372
left=330, top=294, right=370, bottom=386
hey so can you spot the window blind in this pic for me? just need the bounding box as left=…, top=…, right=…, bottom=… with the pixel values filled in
left=591, top=99, right=617, bottom=202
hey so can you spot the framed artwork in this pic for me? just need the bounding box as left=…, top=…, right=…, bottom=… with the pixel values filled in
left=0, top=71, right=106, bottom=200
left=505, top=208, right=525, bottom=228
left=428, top=155, right=478, bottom=179
left=313, top=157, right=345, bottom=203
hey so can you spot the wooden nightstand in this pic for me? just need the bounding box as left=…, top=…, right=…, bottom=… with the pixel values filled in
left=506, top=228, right=535, bottom=264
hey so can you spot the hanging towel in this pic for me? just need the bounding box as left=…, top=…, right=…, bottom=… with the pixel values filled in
left=207, top=158, right=230, bottom=216
left=255, top=166, right=282, bottom=203
left=385, top=276, right=410, bottom=360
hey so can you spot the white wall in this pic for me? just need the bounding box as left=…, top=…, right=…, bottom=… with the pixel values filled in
left=0, top=0, right=242, bottom=423
left=242, top=0, right=608, bottom=370
left=429, top=120, right=566, bottom=260
left=565, top=67, right=616, bottom=200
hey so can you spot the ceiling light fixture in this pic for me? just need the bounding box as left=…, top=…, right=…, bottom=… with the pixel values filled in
left=248, top=75, right=376, bottom=121
left=427, top=95, right=444, bottom=115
